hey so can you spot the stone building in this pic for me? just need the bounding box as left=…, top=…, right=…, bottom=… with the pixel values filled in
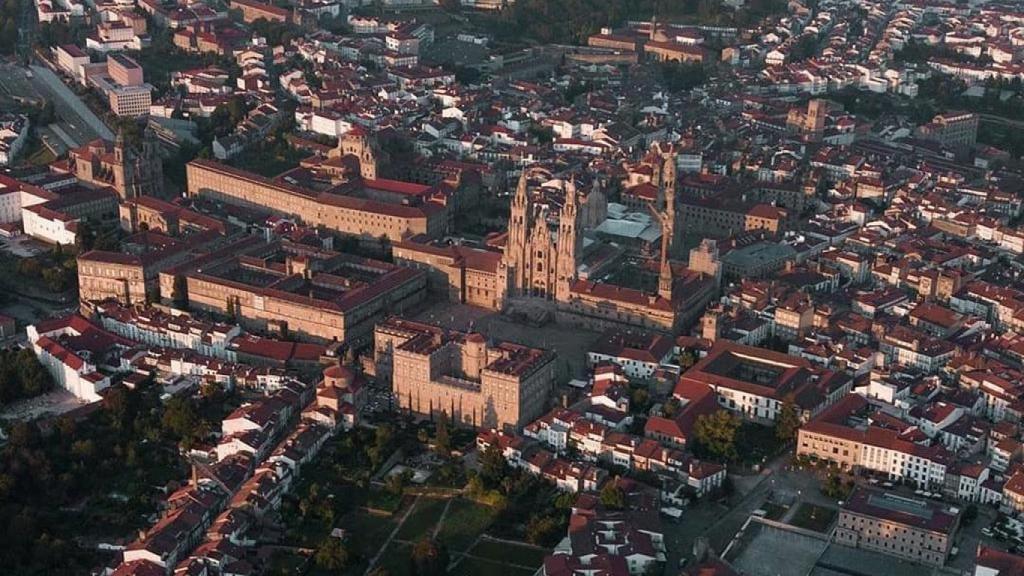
left=916, top=112, right=978, bottom=154
left=185, top=152, right=450, bottom=243
left=179, top=240, right=426, bottom=345
left=503, top=167, right=582, bottom=302
left=60, top=129, right=164, bottom=200
left=327, top=126, right=387, bottom=180
left=386, top=144, right=717, bottom=335
left=392, top=237, right=507, bottom=310
left=373, top=316, right=557, bottom=430
left=835, top=487, right=961, bottom=567
left=555, top=147, right=717, bottom=334
left=78, top=229, right=232, bottom=306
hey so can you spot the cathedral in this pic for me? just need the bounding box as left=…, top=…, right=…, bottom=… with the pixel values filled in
left=500, top=145, right=718, bottom=335
left=503, top=168, right=581, bottom=302
left=65, top=127, right=164, bottom=200
left=327, top=125, right=387, bottom=180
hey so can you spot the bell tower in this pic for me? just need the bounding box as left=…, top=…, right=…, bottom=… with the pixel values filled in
left=555, top=182, right=579, bottom=302
left=506, top=172, right=530, bottom=292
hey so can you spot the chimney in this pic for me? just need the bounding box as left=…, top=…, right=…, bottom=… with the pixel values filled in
left=191, top=462, right=199, bottom=490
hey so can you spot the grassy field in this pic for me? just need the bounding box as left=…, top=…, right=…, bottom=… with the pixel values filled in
left=396, top=497, right=449, bottom=541
left=352, top=495, right=549, bottom=576
left=436, top=498, right=498, bottom=551
left=375, top=541, right=414, bottom=576
left=450, top=556, right=538, bottom=576
left=789, top=503, right=837, bottom=533
left=468, top=539, right=549, bottom=567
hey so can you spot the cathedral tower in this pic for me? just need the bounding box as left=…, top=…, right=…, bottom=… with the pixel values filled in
left=555, top=181, right=579, bottom=302
left=503, top=170, right=581, bottom=302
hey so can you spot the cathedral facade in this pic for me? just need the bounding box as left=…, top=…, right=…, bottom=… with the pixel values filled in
left=503, top=168, right=581, bottom=302
left=502, top=147, right=718, bottom=335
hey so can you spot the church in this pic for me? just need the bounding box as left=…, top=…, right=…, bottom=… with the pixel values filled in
left=61, top=128, right=165, bottom=200
left=502, top=145, right=718, bottom=334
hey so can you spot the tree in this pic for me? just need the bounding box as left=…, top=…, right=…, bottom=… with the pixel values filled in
left=679, top=350, right=697, bottom=369
left=315, top=537, right=349, bottom=571
left=662, top=397, right=681, bottom=418
left=599, top=481, right=626, bottom=509
left=386, top=470, right=408, bottom=496
left=525, top=515, right=561, bottom=546
left=775, top=401, right=800, bottom=442
left=693, top=410, right=740, bottom=462
left=0, top=349, right=54, bottom=404
left=528, top=124, right=554, bottom=145
left=963, top=504, right=978, bottom=526
left=368, top=424, right=395, bottom=469
left=162, top=396, right=207, bottom=449
left=479, top=442, right=507, bottom=488
left=410, top=538, right=448, bottom=576
left=821, top=474, right=853, bottom=500
left=660, top=61, right=707, bottom=92
left=435, top=412, right=451, bottom=458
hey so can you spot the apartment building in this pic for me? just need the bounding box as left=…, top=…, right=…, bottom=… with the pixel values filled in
left=797, top=394, right=951, bottom=488
left=835, top=488, right=961, bottom=567
left=916, top=112, right=979, bottom=154
left=679, top=341, right=852, bottom=423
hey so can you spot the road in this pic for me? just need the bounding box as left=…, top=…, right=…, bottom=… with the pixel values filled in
left=29, top=64, right=114, bottom=142
left=0, top=62, right=111, bottom=148
left=661, top=451, right=833, bottom=573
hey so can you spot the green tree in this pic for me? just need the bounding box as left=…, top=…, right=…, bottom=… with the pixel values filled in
left=821, top=474, right=853, bottom=499
left=315, top=537, right=349, bottom=571
left=0, top=349, right=54, bottom=404
left=525, top=515, right=561, bottom=546
left=435, top=412, right=451, bottom=458
left=410, top=538, right=448, bottom=576
left=479, top=442, right=507, bottom=488
left=386, top=470, right=408, bottom=496
left=660, top=61, right=707, bottom=92
left=693, top=410, right=741, bottom=462
left=775, top=401, right=800, bottom=442
left=368, top=423, right=395, bottom=469
left=599, top=481, right=626, bottom=509
left=161, top=396, right=207, bottom=448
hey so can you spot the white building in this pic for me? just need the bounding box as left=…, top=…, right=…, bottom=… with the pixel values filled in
left=0, top=114, right=30, bottom=167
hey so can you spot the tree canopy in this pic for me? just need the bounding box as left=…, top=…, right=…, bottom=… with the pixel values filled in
left=0, top=348, right=53, bottom=405
left=775, top=401, right=800, bottom=442
left=692, top=410, right=741, bottom=462
left=599, top=481, right=626, bottom=509
left=410, top=538, right=449, bottom=576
